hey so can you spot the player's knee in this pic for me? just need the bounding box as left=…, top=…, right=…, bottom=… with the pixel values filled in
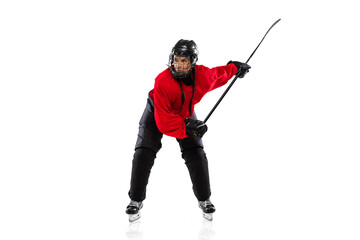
left=182, top=147, right=208, bottom=165
left=133, top=147, right=156, bottom=168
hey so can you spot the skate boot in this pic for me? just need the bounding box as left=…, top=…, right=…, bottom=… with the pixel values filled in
left=198, top=199, right=216, bottom=221
left=126, top=200, right=143, bottom=222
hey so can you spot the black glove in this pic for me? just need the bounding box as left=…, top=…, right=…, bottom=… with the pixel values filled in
left=185, top=118, right=208, bottom=138
left=227, top=61, right=251, bottom=78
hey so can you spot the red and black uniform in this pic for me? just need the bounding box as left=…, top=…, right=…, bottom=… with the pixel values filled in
left=128, top=64, right=237, bottom=202
left=151, top=64, right=237, bottom=139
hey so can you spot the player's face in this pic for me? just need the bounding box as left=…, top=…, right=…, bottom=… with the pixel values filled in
left=174, top=56, right=191, bottom=73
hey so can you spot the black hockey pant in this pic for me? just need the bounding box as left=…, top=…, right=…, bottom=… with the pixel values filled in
left=128, top=97, right=211, bottom=202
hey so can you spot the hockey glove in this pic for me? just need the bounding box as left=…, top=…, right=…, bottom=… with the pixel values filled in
left=227, top=61, right=251, bottom=78
left=185, top=118, right=208, bottom=138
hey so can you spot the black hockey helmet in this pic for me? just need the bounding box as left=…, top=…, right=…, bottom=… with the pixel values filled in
left=168, top=39, right=198, bottom=79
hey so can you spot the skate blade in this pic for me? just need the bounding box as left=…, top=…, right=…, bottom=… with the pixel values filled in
left=203, top=213, right=213, bottom=221
left=129, top=213, right=141, bottom=223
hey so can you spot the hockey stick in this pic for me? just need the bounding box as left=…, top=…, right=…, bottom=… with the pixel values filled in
left=203, top=18, right=281, bottom=123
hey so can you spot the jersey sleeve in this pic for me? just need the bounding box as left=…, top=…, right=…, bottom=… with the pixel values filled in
left=202, top=63, right=238, bottom=92
left=153, top=82, right=188, bottom=139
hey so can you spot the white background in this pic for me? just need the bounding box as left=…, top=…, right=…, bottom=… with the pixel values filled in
left=1, top=0, right=359, bottom=239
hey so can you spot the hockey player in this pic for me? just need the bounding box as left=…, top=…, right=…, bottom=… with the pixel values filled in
left=126, top=39, right=251, bottom=222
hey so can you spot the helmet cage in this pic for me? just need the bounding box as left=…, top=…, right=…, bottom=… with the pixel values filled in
left=168, top=40, right=198, bottom=80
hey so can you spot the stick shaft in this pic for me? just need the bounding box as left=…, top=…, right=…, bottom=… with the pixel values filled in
left=203, top=19, right=281, bottom=124
left=245, top=19, right=281, bottom=64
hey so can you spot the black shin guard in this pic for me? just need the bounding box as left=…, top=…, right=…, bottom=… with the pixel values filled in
left=128, top=147, right=156, bottom=202
left=182, top=147, right=211, bottom=201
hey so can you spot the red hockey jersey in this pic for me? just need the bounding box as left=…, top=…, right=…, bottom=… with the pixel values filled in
left=149, top=64, right=238, bottom=139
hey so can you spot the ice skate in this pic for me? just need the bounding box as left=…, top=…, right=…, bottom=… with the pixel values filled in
left=198, top=199, right=215, bottom=221
left=126, top=200, right=143, bottom=222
